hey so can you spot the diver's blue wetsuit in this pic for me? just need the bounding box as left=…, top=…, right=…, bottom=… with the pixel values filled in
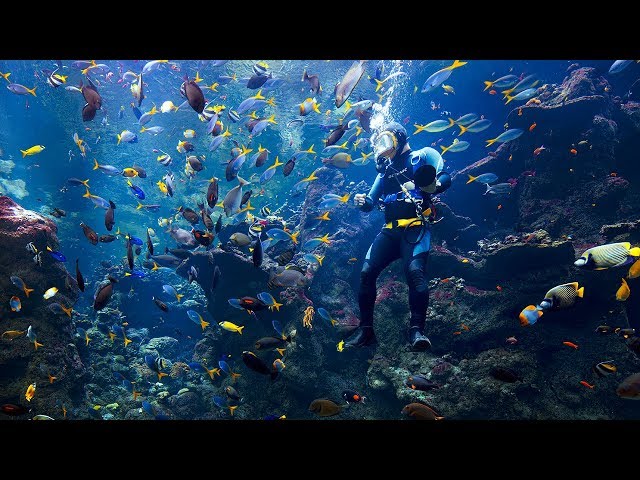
left=358, top=146, right=451, bottom=339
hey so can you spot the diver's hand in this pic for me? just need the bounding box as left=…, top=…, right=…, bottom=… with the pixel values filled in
left=354, top=193, right=366, bottom=207
left=401, top=181, right=415, bottom=192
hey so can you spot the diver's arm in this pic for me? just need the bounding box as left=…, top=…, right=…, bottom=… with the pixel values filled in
left=360, top=173, right=383, bottom=212
left=433, top=171, right=451, bottom=194
left=412, top=147, right=450, bottom=193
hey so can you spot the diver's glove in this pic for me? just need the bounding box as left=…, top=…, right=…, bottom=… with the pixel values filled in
left=360, top=196, right=375, bottom=212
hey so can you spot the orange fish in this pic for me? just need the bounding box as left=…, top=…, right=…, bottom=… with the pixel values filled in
left=489, top=89, right=497, bottom=95
left=563, top=341, right=579, bottom=350
left=453, top=331, right=462, bottom=335
left=497, top=204, right=502, bottom=210
left=570, top=148, right=577, bottom=155
left=580, top=380, right=594, bottom=389
left=529, top=122, right=536, bottom=132
left=441, top=278, right=451, bottom=283
left=533, top=145, right=546, bottom=156
left=496, top=285, right=503, bottom=291
left=48, top=373, right=57, bottom=384
left=610, top=172, right=617, bottom=177
left=517, top=108, right=522, bottom=116
left=461, top=324, right=470, bottom=331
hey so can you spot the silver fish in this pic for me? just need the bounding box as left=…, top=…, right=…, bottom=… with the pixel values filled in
left=222, top=176, right=250, bottom=217
left=335, top=60, right=366, bottom=108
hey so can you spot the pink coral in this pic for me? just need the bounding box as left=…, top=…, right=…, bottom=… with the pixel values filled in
left=464, top=285, right=483, bottom=295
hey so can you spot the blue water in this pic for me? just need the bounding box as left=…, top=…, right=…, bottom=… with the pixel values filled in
left=1, top=59, right=637, bottom=420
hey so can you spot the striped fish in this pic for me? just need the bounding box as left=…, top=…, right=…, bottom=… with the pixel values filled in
left=593, top=360, right=617, bottom=377
left=574, top=242, right=640, bottom=270
left=539, top=282, right=584, bottom=310
left=47, top=70, right=67, bottom=88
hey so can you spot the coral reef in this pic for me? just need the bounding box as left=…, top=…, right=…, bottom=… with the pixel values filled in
left=0, top=196, right=82, bottom=418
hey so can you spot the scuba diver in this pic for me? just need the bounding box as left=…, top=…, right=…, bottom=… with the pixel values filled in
left=346, top=121, right=452, bottom=351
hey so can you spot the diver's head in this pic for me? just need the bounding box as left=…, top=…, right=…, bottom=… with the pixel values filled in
left=373, top=121, right=408, bottom=171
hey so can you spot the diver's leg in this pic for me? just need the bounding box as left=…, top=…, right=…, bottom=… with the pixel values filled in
left=347, top=230, right=400, bottom=348
left=402, top=227, right=432, bottom=350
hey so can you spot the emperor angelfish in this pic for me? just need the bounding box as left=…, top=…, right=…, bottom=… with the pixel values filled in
left=519, top=305, right=543, bottom=326
left=539, top=282, right=584, bottom=310
left=574, top=242, right=640, bottom=270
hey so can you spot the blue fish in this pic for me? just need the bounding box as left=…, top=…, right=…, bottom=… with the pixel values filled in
left=162, top=284, right=183, bottom=301
left=257, top=292, right=277, bottom=306
left=125, top=269, right=147, bottom=279
left=47, top=246, right=66, bottom=262
left=126, top=235, right=143, bottom=246
left=259, top=167, right=277, bottom=184
left=188, top=362, right=207, bottom=372
left=263, top=414, right=284, bottom=420
left=219, top=353, right=232, bottom=361
left=272, top=320, right=284, bottom=338
left=131, top=104, right=142, bottom=120
left=122, top=379, right=134, bottom=392
left=265, top=228, right=292, bottom=241
left=112, top=371, right=126, bottom=382
left=317, top=308, right=338, bottom=327
left=111, top=324, right=124, bottom=335
left=228, top=298, right=243, bottom=309
left=213, top=395, right=228, bottom=409
left=141, top=400, right=154, bottom=416
left=127, top=181, right=145, bottom=200
left=218, top=360, right=231, bottom=375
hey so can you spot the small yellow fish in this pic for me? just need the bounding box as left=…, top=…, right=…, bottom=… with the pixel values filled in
left=2, top=330, right=26, bottom=340
left=122, top=168, right=138, bottom=178
left=616, top=278, right=631, bottom=301
left=219, top=321, right=245, bottom=335
left=25, top=383, right=36, bottom=402
left=315, top=211, right=331, bottom=221
left=184, top=129, right=196, bottom=138
left=43, top=287, right=58, bottom=299
left=337, top=340, right=345, bottom=352
left=442, top=84, right=455, bottom=94
left=157, top=180, right=168, bottom=195
left=21, top=145, right=45, bottom=158
left=628, top=259, right=640, bottom=279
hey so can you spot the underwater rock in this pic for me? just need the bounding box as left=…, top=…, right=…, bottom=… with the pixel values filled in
left=0, top=195, right=82, bottom=416
left=142, top=336, right=179, bottom=358
left=600, top=219, right=640, bottom=241
left=167, top=390, right=203, bottom=419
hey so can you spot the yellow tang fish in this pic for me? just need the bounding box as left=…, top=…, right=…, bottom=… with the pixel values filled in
left=616, top=278, right=631, bottom=301
left=628, top=259, right=640, bottom=279
left=25, top=383, right=36, bottom=402
left=21, top=145, right=45, bottom=158
left=218, top=321, right=245, bottom=335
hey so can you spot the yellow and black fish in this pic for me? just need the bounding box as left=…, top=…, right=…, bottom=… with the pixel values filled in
left=575, top=242, right=640, bottom=270
left=593, top=360, right=617, bottom=377
left=539, top=282, right=584, bottom=310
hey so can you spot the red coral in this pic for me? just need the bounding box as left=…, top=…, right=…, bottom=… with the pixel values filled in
left=432, top=289, right=453, bottom=301
left=463, top=285, right=484, bottom=295
left=375, top=280, right=403, bottom=304
left=431, top=361, right=452, bottom=375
